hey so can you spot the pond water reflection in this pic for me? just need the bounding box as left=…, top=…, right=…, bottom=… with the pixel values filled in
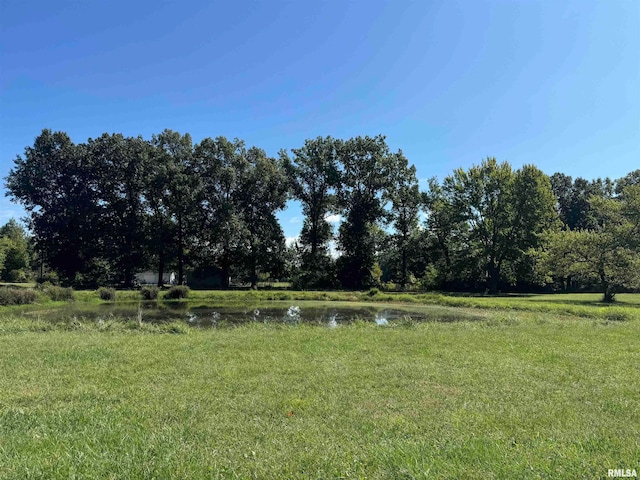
left=22, top=301, right=485, bottom=327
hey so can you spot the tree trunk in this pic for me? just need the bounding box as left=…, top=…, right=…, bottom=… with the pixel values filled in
left=156, top=215, right=165, bottom=288
left=157, top=255, right=164, bottom=288
left=400, top=247, right=407, bottom=290
left=221, top=253, right=230, bottom=289
left=177, top=213, right=184, bottom=285
left=600, top=269, right=615, bottom=303
left=123, top=266, right=133, bottom=289
left=311, top=215, right=318, bottom=258
left=123, top=200, right=136, bottom=288
left=603, top=289, right=615, bottom=303
left=123, top=228, right=133, bottom=288
left=437, top=234, right=451, bottom=278
left=487, top=260, right=500, bottom=295
left=221, top=266, right=230, bottom=289
left=250, top=248, right=258, bottom=290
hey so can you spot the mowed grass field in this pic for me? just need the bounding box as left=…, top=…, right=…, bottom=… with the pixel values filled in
left=1, top=295, right=639, bottom=479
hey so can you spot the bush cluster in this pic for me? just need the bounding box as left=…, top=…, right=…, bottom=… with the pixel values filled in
left=0, top=287, right=38, bottom=306
left=44, top=285, right=75, bottom=302
left=97, top=287, right=116, bottom=301
left=163, top=285, right=190, bottom=300
left=5, top=269, right=29, bottom=283
left=140, top=285, right=159, bottom=300
left=36, top=274, right=59, bottom=285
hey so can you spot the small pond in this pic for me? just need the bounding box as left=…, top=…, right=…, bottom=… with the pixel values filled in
left=21, top=301, right=486, bottom=327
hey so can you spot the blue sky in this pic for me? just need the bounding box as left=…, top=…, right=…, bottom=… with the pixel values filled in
left=1, top=0, right=638, bottom=241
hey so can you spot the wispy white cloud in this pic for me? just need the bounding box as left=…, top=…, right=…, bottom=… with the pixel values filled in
left=324, top=214, right=342, bottom=224
left=285, top=236, right=300, bottom=247
left=289, top=216, right=301, bottom=224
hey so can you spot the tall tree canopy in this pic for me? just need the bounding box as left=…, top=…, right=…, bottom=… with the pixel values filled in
left=151, top=130, right=198, bottom=285
left=89, top=133, right=150, bottom=287
left=550, top=173, right=614, bottom=231
left=5, top=128, right=638, bottom=296
left=435, top=158, right=558, bottom=293
left=6, top=129, right=104, bottom=285
left=192, top=136, right=246, bottom=287
left=281, top=136, right=340, bottom=288
left=336, top=135, right=394, bottom=289
left=423, top=178, right=473, bottom=288
left=541, top=185, right=640, bottom=302
left=383, top=151, right=422, bottom=288
left=234, top=146, right=289, bottom=288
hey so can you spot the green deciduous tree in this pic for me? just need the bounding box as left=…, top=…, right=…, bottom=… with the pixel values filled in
left=0, top=219, right=31, bottom=281
left=550, top=173, right=614, bottom=230
left=615, top=169, right=640, bottom=195
left=383, top=151, right=422, bottom=289
left=281, top=136, right=340, bottom=288
left=540, top=185, right=640, bottom=302
left=439, top=158, right=558, bottom=293
left=235, top=147, right=289, bottom=288
left=89, top=133, right=150, bottom=287
left=192, top=136, right=246, bottom=288
left=423, top=178, right=473, bottom=288
left=336, top=135, right=393, bottom=289
left=6, top=129, right=104, bottom=286
left=193, top=139, right=289, bottom=288
left=150, top=130, right=199, bottom=285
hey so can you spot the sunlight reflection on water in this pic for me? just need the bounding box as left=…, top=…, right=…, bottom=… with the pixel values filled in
left=22, top=302, right=484, bottom=327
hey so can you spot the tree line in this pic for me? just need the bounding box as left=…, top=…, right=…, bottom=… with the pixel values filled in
left=5, top=129, right=639, bottom=301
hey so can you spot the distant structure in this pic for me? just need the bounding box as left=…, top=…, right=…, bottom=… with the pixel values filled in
left=134, top=271, right=176, bottom=286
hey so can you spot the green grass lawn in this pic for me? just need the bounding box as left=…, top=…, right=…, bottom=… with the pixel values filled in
left=1, top=310, right=638, bottom=479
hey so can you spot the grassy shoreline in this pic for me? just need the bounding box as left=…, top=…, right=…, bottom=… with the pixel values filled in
left=3, top=289, right=638, bottom=323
